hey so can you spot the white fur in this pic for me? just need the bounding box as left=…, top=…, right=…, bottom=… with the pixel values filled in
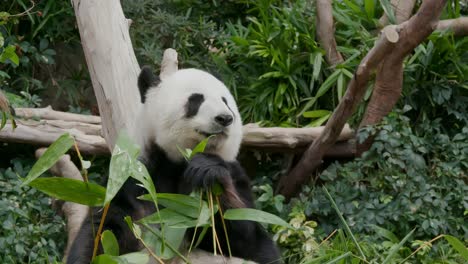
left=134, top=68, right=243, bottom=162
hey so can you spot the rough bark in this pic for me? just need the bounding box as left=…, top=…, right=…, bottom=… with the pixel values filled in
left=277, top=0, right=448, bottom=199
left=357, top=0, right=448, bottom=153
left=316, top=0, right=343, bottom=66
left=72, top=0, right=141, bottom=148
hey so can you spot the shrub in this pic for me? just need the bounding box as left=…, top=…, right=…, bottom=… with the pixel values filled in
left=292, top=108, right=468, bottom=241
left=0, top=158, right=65, bottom=263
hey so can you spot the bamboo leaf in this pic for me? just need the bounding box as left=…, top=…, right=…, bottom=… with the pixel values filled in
left=105, top=132, right=140, bottom=204
left=22, top=133, right=74, bottom=186
left=444, top=235, right=468, bottom=260
left=29, top=178, right=105, bottom=206
left=101, top=230, right=119, bottom=256
left=223, top=208, right=291, bottom=228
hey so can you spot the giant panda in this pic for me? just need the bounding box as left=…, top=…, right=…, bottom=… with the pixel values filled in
left=67, top=66, right=281, bottom=264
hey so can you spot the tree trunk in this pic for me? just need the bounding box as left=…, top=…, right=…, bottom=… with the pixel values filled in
left=72, top=0, right=141, bottom=148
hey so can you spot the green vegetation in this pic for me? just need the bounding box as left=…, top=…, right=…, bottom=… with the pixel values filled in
left=1, top=0, right=467, bottom=263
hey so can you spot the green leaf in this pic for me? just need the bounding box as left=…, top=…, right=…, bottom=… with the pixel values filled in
left=29, top=178, right=105, bottom=206
left=140, top=208, right=199, bottom=228
left=118, top=252, right=150, bottom=264
left=1, top=111, right=6, bottom=130
left=105, top=132, right=140, bottom=204
left=364, top=0, right=375, bottom=19
left=323, top=186, right=366, bottom=260
left=324, top=251, right=352, bottom=264
left=190, top=136, right=213, bottom=159
left=308, top=113, right=331, bottom=127
left=93, top=252, right=149, bottom=264
left=315, top=69, right=341, bottom=98
left=140, top=193, right=211, bottom=219
left=0, top=45, right=19, bottom=66
left=101, top=230, right=119, bottom=256
left=379, top=0, right=396, bottom=24
left=382, top=228, right=415, bottom=264
left=371, top=225, right=399, bottom=243
left=223, top=208, right=291, bottom=228
left=444, top=235, right=468, bottom=260
left=312, top=52, right=323, bottom=82
left=92, top=254, right=118, bottom=264
left=22, top=133, right=74, bottom=186
left=303, top=110, right=331, bottom=118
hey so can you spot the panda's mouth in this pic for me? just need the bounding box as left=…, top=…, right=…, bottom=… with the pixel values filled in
left=195, top=129, right=226, bottom=137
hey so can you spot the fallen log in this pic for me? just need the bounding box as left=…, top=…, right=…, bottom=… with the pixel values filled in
left=0, top=107, right=355, bottom=156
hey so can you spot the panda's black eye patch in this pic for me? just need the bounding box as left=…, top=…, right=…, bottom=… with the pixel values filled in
left=185, top=93, right=205, bottom=118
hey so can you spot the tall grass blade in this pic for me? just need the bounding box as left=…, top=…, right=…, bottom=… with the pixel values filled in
left=323, top=186, right=366, bottom=260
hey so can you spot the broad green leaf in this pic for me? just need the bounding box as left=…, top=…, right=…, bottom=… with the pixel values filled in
left=29, top=178, right=105, bottom=206
left=223, top=208, right=291, bottom=228
left=444, top=235, right=468, bottom=260
left=101, top=230, right=119, bottom=256
left=303, top=110, right=331, bottom=118
left=22, top=133, right=74, bottom=186
left=105, top=132, right=140, bottom=204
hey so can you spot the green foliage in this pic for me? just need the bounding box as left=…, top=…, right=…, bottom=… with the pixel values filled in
left=293, top=109, right=467, bottom=242
left=0, top=0, right=88, bottom=109
left=0, top=158, right=65, bottom=263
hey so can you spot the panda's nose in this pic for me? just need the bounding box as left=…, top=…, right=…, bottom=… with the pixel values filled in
left=215, top=114, right=233, bottom=127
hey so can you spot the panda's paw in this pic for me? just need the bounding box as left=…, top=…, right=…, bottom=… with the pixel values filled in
left=184, top=153, right=233, bottom=191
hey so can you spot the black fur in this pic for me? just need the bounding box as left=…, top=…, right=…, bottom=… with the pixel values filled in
left=138, top=66, right=160, bottom=103
left=67, top=143, right=281, bottom=264
left=185, top=93, right=205, bottom=118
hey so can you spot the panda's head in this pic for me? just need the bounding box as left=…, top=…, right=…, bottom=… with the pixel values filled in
left=135, top=66, right=243, bottom=162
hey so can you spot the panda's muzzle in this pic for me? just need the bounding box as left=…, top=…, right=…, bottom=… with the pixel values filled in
left=214, top=114, right=233, bottom=127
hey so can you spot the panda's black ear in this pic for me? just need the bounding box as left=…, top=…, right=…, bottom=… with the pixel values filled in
left=138, top=66, right=160, bottom=103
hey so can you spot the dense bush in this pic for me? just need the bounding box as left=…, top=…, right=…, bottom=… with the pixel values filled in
left=0, top=158, right=65, bottom=263
left=291, top=109, right=467, bottom=241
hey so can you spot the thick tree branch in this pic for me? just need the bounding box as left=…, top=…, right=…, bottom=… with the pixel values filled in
left=316, top=0, right=343, bottom=66
left=437, top=17, right=468, bottom=36
left=277, top=0, right=448, bottom=199
left=358, top=0, right=448, bottom=153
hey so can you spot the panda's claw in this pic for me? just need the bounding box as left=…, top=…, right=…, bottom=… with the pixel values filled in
left=184, top=153, right=232, bottom=191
